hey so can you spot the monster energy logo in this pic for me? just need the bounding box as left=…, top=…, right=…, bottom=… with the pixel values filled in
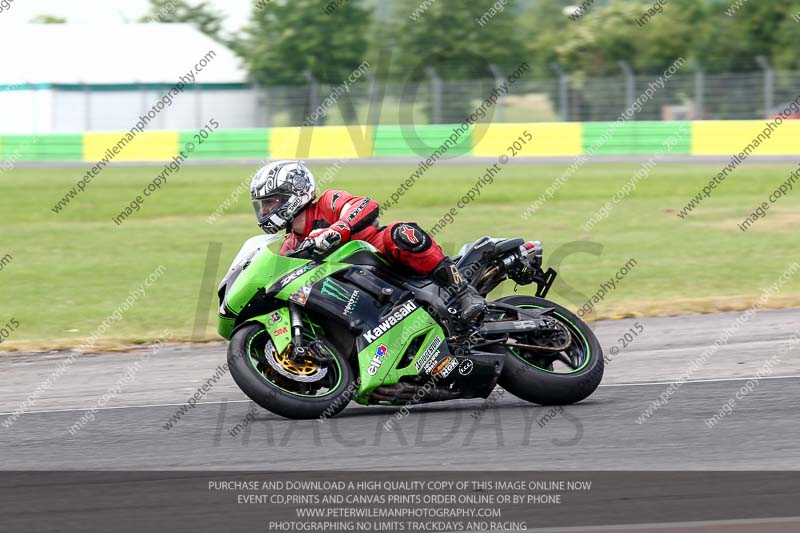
left=320, top=278, right=351, bottom=303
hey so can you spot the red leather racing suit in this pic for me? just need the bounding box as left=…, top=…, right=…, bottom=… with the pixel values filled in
left=279, top=189, right=446, bottom=275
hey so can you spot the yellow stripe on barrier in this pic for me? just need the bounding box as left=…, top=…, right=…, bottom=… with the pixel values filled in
left=472, top=123, right=583, bottom=157
left=269, top=126, right=373, bottom=159
left=83, top=131, right=179, bottom=162
left=692, top=120, right=800, bottom=156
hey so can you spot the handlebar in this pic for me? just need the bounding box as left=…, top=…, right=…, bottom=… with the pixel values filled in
left=285, top=241, right=315, bottom=259
left=286, top=240, right=331, bottom=261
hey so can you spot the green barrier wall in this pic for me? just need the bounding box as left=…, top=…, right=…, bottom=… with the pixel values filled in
left=582, top=122, right=691, bottom=155
left=372, top=124, right=473, bottom=157
left=3, top=121, right=798, bottom=163
left=0, top=134, right=83, bottom=161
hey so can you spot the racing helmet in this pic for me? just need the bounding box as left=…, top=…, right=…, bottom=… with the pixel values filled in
left=250, top=160, right=316, bottom=233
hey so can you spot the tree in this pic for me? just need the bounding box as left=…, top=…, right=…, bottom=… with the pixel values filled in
left=139, top=0, right=225, bottom=42
left=517, top=1, right=710, bottom=121
left=235, top=0, right=372, bottom=125
left=30, top=15, right=67, bottom=23
left=692, top=0, right=796, bottom=73
left=522, top=0, right=572, bottom=77
left=389, top=0, right=522, bottom=80
left=237, top=0, right=371, bottom=86
left=549, top=0, right=698, bottom=77
left=385, top=0, right=524, bottom=122
left=632, top=0, right=704, bottom=73
left=772, top=16, right=800, bottom=71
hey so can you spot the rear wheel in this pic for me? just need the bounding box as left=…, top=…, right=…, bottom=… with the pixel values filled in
left=494, top=295, right=604, bottom=405
left=228, top=322, right=355, bottom=420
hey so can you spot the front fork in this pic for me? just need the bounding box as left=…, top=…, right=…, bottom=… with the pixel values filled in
left=289, top=302, right=304, bottom=349
left=288, top=302, right=331, bottom=365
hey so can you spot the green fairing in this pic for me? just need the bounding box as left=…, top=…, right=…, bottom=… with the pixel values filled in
left=219, top=238, right=439, bottom=402
left=276, top=262, right=350, bottom=299
left=217, top=316, right=236, bottom=339
left=354, top=308, right=445, bottom=405
left=240, top=308, right=294, bottom=355
left=274, top=242, right=386, bottom=298
left=325, top=240, right=389, bottom=265
left=217, top=239, right=308, bottom=339
left=224, top=250, right=307, bottom=317
left=218, top=240, right=378, bottom=337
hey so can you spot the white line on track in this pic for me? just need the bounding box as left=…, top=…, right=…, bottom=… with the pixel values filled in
left=1, top=374, right=799, bottom=418
left=598, top=374, right=800, bottom=387
left=0, top=399, right=252, bottom=417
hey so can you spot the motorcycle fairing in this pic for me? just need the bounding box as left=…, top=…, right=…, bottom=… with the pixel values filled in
left=218, top=236, right=503, bottom=404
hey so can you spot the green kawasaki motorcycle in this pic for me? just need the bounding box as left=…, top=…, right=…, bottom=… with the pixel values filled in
left=218, top=234, right=603, bottom=420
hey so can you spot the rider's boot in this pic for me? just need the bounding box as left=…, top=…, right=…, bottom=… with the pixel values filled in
left=431, top=258, right=486, bottom=327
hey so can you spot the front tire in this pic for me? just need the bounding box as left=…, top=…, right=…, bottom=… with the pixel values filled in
left=228, top=323, right=355, bottom=420
left=495, top=295, right=604, bottom=405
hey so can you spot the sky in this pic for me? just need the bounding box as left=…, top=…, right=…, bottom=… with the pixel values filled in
left=0, top=0, right=254, bottom=33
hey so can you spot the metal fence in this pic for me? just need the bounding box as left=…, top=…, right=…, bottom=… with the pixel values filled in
left=3, top=68, right=797, bottom=134
left=272, top=68, right=799, bottom=127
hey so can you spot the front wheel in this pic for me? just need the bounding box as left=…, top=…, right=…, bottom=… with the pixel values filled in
left=228, top=323, right=355, bottom=420
left=494, top=295, right=604, bottom=405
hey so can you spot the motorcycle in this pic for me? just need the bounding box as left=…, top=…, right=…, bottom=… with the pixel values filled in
left=217, top=234, right=603, bottom=420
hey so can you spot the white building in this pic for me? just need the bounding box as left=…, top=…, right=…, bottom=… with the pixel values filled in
left=0, top=23, right=260, bottom=134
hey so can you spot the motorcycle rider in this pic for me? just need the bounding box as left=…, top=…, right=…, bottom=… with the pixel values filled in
left=249, top=160, right=485, bottom=326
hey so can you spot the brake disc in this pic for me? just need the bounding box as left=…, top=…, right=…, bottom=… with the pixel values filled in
left=263, top=339, right=328, bottom=383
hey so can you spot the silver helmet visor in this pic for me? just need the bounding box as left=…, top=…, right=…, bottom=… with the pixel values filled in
left=252, top=197, right=281, bottom=218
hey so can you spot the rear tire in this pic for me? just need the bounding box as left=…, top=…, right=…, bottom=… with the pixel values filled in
left=228, top=323, right=355, bottom=420
left=496, top=295, right=604, bottom=405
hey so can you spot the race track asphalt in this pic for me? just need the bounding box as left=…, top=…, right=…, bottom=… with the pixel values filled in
left=2, top=309, right=799, bottom=471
